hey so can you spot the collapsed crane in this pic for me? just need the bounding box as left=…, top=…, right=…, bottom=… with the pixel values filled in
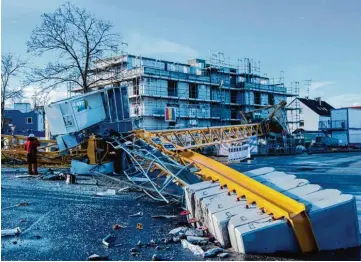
left=1, top=86, right=359, bottom=254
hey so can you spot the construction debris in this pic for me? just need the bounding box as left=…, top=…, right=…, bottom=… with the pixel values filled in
left=42, top=172, right=66, bottom=180
left=203, top=247, right=224, bottom=258
left=17, top=202, right=29, bottom=207
left=152, top=215, right=178, bottom=219
left=112, top=224, right=125, bottom=231
left=181, top=239, right=204, bottom=256
left=217, top=252, right=230, bottom=258
left=88, top=254, right=108, bottom=261
left=1, top=227, right=21, bottom=237
left=136, top=223, right=143, bottom=230
left=168, top=227, right=187, bottom=236
left=66, top=174, right=76, bottom=184
left=102, top=234, right=112, bottom=247
left=152, top=254, right=161, bottom=261
left=16, top=174, right=39, bottom=178
left=96, top=189, right=116, bottom=197
left=186, top=236, right=210, bottom=244
left=129, top=211, right=143, bottom=217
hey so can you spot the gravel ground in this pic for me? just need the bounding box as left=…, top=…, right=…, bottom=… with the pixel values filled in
left=1, top=152, right=361, bottom=261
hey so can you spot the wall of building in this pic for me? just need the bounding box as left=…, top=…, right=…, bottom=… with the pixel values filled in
left=90, top=54, right=292, bottom=131
left=3, top=110, right=45, bottom=137
left=299, top=102, right=319, bottom=131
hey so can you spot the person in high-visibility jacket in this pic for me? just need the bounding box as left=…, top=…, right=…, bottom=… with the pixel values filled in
left=24, top=134, right=40, bottom=175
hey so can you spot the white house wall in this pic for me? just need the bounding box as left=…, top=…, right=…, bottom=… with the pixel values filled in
left=349, top=129, right=361, bottom=144
left=300, top=102, right=319, bottom=131
left=332, top=131, right=348, bottom=146
left=348, top=109, right=361, bottom=128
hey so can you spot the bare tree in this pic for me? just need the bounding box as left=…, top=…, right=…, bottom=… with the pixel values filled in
left=1, top=53, right=26, bottom=127
left=27, top=2, right=121, bottom=94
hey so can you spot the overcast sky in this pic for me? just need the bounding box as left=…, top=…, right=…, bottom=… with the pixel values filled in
left=2, top=0, right=361, bottom=107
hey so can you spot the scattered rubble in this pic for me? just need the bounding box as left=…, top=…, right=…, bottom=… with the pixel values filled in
left=136, top=223, right=143, bottom=230
left=203, top=247, right=224, bottom=258
left=17, top=202, right=29, bottom=207
left=16, top=174, right=39, bottom=178
left=112, top=224, right=125, bottom=231
left=102, top=234, right=112, bottom=247
left=149, top=239, right=156, bottom=245
left=1, top=227, right=21, bottom=237
left=137, top=240, right=142, bottom=247
left=152, top=254, right=161, bottom=261
left=130, top=248, right=137, bottom=252
left=42, top=172, right=66, bottom=180
left=217, top=252, right=229, bottom=258
left=151, top=215, right=178, bottom=219
left=186, top=236, right=210, bottom=244
left=96, top=189, right=116, bottom=197
left=181, top=239, right=204, bottom=256
left=129, top=211, right=143, bottom=217
left=66, top=174, right=77, bottom=184
left=88, top=254, right=108, bottom=261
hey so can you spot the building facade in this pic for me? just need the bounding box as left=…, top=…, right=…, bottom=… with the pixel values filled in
left=287, top=97, right=334, bottom=132
left=71, top=54, right=295, bottom=130
left=2, top=103, right=45, bottom=137
left=320, top=108, right=361, bottom=146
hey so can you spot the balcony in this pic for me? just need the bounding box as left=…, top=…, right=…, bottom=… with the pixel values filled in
left=319, top=120, right=347, bottom=130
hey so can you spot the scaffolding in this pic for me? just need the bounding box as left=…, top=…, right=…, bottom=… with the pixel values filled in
left=286, top=81, right=301, bottom=133
left=75, top=53, right=293, bottom=131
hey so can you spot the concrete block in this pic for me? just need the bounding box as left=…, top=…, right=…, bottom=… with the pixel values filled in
left=202, top=194, right=241, bottom=237
left=213, top=205, right=269, bottom=248
left=303, top=191, right=361, bottom=250
left=193, top=186, right=228, bottom=220
left=262, top=178, right=310, bottom=192
left=255, top=172, right=296, bottom=183
left=231, top=217, right=299, bottom=254
left=283, top=184, right=322, bottom=201
left=198, top=192, right=230, bottom=221
left=185, top=181, right=219, bottom=217
left=70, top=160, right=114, bottom=175
left=244, top=167, right=275, bottom=177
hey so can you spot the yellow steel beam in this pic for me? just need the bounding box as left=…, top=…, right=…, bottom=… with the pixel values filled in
left=136, top=128, right=318, bottom=253
left=135, top=122, right=267, bottom=150
left=177, top=150, right=318, bottom=253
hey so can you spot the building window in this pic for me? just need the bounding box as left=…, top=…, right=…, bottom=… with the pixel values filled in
left=268, top=94, right=274, bottom=105
left=189, top=84, right=198, bottom=99
left=63, top=115, right=74, bottom=127
left=72, top=100, right=88, bottom=112
left=26, top=117, right=33, bottom=124
left=300, top=120, right=304, bottom=127
left=254, top=92, right=261, bottom=105
left=167, top=80, right=178, bottom=97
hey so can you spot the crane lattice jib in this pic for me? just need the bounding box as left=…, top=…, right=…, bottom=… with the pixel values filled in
left=135, top=126, right=318, bottom=253
left=134, top=122, right=268, bottom=150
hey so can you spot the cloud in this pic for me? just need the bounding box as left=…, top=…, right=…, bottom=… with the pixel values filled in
left=127, top=33, right=198, bottom=60
left=22, top=85, right=68, bottom=104
left=309, top=81, right=335, bottom=90
left=327, top=94, right=361, bottom=108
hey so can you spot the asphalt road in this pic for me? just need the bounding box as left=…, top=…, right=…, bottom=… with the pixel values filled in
left=1, top=152, right=361, bottom=261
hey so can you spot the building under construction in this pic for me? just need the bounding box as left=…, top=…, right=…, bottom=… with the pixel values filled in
left=70, top=53, right=298, bottom=131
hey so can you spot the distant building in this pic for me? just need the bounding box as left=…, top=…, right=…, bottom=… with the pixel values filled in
left=320, top=107, right=361, bottom=146
left=2, top=103, right=45, bottom=138
left=69, top=54, right=295, bottom=131
left=288, top=97, right=334, bottom=132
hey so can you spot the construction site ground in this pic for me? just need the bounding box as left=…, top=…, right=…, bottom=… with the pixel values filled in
left=1, top=152, right=361, bottom=261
